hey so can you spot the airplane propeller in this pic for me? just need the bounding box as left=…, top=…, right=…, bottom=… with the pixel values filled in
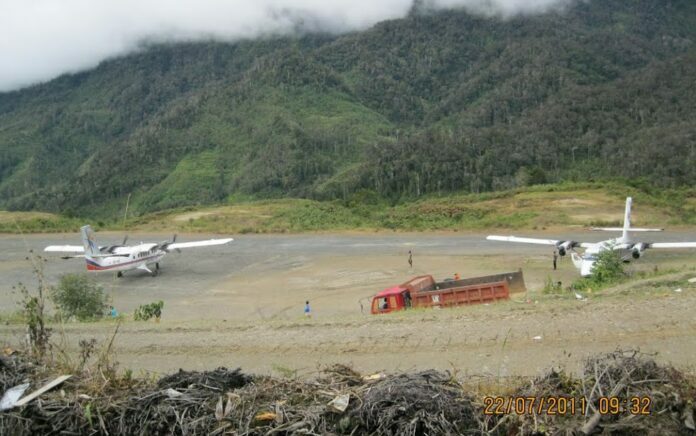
left=160, top=234, right=181, bottom=253
left=556, top=240, right=580, bottom=256
left=172, top=234, right=181, bottom=253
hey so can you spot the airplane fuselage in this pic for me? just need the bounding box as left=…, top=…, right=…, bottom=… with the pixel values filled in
left=86, top=243, right=167, bottom=273
left=44, top=225, right=233, bottom=278
left=571, top=237, right=637, bottom=277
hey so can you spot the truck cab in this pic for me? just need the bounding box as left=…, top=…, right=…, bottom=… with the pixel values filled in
left=371, top=286, right=412, bottom=314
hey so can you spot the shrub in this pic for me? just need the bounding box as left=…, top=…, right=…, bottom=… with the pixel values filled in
left=572, top=249, right=626, bottom=292
left=52, top=274, right=108, bottom=321
left=542, top=276, right=563, bottom=294
left=14, top=255, right=52, bottom=357
left=134, top=301, right=164, bottom=321
left=590, top=249, right=625, bottom=284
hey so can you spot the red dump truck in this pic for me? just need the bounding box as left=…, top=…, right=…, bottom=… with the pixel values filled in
left=370, top=270, right=525, bottom=314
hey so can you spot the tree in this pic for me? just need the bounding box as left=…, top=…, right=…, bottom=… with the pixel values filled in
left=14, top=255, right=52, bottom=358
left=52, top=274, right=108, bottom=321
left=590, top=249, right=625, bottom=285
left=515, top=166, right=548, bottom=187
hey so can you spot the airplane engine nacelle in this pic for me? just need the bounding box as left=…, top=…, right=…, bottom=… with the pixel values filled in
left=632, top=243, right=647, bottom=259
left=557, top=241, right=573, bottom=256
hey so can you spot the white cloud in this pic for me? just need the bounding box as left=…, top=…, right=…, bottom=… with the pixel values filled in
left=428, top=0, right=576, bottom=17
left=0, top=0, right=575, bottom=92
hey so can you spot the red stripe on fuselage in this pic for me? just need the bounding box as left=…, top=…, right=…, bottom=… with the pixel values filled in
left=85, top=254, right=162, bottom=271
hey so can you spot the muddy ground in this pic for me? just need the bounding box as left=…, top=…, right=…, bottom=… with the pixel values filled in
left=1, top=231, right=695, bottom=377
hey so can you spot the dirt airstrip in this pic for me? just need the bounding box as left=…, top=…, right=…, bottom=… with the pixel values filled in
left=1, top=232, right=695, bottom=377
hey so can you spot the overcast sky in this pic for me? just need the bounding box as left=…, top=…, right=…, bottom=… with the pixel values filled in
left=0, top=0, right=576, bottom=92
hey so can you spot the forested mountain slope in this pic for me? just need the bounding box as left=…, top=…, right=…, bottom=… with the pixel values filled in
left=1, top=0, right=695, bottom=217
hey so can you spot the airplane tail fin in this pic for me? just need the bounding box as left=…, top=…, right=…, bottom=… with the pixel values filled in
left=622, top=197, right=632, bottom=240
left=590, top=197, right=663, bottom=238
left=80, top=225, right=100, bottom=259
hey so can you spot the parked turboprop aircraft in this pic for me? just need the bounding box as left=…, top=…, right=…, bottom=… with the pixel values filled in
left=487, top=197, right=696, bottom=276
left=44, top=225, right=233, bottom=277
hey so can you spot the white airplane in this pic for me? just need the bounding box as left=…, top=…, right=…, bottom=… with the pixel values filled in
left=487, top=197, right=696, bottom=276
left=44, top=225, right=233, bottom=277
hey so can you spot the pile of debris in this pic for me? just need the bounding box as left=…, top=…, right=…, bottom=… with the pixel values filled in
left=495, top=350, right=696, bottom=435
left=1, top=350, right=694, bottom=435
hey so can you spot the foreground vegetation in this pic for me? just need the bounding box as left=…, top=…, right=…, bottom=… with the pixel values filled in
left=2, top=346, right=694, bottom=435
left=3, top=182, right=695, bottom=234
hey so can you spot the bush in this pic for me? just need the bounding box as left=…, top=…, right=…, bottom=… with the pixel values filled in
left=134, top=301, right=164, bottom=321
left=572, top=249, right=626, bottom=292
left=542, top=276, right=563, bottom=294
left=52, top=274, right=108, bottom=321
left=590, top=249, right=625, bottom=284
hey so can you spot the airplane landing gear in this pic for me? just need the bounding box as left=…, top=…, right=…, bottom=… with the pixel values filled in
left=117, top=271, right=123, bottom=278
left=155, top=262, right=160, bottom=270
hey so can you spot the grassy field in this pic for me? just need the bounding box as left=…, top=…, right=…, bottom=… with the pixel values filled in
left=0, top=211, right=84, bottom=234
left=3, top=182, right=696, bottom=234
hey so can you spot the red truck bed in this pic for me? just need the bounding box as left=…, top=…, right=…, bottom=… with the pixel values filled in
left=371, top=270, right=524, bottom=314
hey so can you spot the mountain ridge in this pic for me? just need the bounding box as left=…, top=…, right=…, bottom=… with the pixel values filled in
left=1, top=0, right=695, bottom=218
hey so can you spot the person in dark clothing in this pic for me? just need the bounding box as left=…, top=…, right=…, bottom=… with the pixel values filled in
left=408, top=250, right=413, bottom=268
left=553, top=249, right=558, bottom=270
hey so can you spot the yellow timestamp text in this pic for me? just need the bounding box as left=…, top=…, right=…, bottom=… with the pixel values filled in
left=483, top=396, right=652, bottom=416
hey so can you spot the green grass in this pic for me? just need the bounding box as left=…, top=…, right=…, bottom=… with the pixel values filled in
left=0, top=310, right=26, bottom=325
left=0, top=211, right=85, bottom=234
left=2, top=182, right=695, bottom=234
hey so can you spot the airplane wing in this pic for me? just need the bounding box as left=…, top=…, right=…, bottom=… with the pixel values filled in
left=44, top=245, right=84, bottom=253
left=486, top=235, right=560, bottom=245
left=486, top=235, right=594, bottom=249
left=649, top=242, right=696, bottom=249
left=166, top=238, right=233, bottom=250
left=58, top=254, right=129, bottom=259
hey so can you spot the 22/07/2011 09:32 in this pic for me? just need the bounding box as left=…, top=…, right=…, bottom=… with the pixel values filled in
left=483, top=395, right=652, bottom=416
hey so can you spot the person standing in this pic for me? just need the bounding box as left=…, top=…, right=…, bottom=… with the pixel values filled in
left=553, top=249, right=558, bottom=271
left=154, top=304, right=162, bottom=323
left=304, top=301, right=311, bottom=318
left=408, top=250, right=413, bottom=268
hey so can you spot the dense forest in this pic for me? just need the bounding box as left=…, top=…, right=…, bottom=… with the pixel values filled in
left=1, top=0, right=695, bottom=217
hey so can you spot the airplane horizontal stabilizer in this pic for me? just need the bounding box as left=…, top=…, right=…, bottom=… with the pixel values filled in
left=626, top=228, right=664, bottom=232
left=591, top=227, right=663, bottom=232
